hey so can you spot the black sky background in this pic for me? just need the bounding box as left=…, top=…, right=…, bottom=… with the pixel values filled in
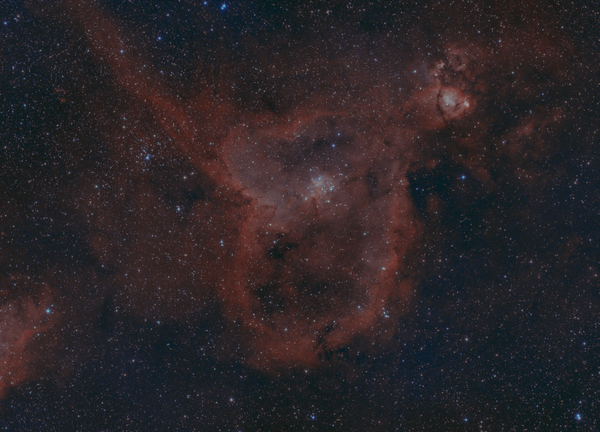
left=2, top=0, right=600, bottom=430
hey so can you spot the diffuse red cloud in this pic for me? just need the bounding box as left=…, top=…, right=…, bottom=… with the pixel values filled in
left=60, top=1, right=424, bottom=368
left=220, top=112, right=418, bottom=367
left=52, top=0, right=489, bottom=369
left=50, top=0, right=574, bottom=370
left=0, top=278, right=56, bottom=398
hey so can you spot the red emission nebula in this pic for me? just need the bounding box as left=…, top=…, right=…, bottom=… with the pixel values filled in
left=62, top=0, right=440, bottom=369
left=67, top=1, right=566, bottom=369
left=2, top=0, right=576, bottom=392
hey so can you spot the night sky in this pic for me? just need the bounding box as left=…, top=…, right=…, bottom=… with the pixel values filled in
left=1, top=0, right=600, bottom=430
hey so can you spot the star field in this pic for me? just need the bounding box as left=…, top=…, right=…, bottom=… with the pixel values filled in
left=1, top=0, right=600, bottom=430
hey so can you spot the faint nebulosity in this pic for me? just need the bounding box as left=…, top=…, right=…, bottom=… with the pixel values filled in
left=1, top=0, right=600, bottom=430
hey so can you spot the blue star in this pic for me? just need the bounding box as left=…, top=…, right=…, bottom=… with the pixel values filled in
left=575, top=413, right=582, bottom=421
left=221, top=3, right=227, bottom=10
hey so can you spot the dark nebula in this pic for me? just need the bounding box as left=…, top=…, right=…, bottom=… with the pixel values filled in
left=2, top=0, right=600, bottom=430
